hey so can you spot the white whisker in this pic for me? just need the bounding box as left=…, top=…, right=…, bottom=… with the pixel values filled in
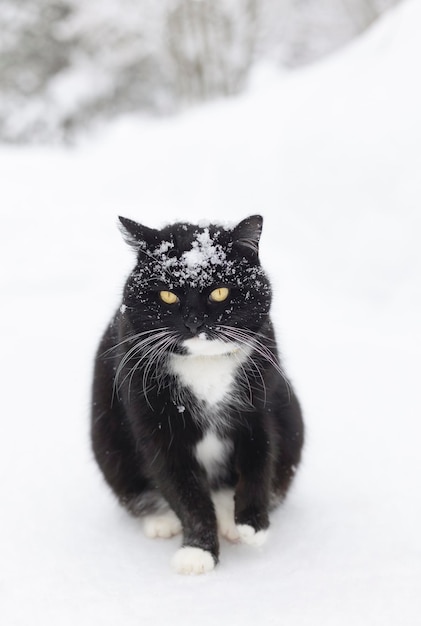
left=216, top=325, right=292, bottom=401
left=112, top=328, right=175, bottom=400
left=141, top=336, right=177, bottom=409
left=233, top=353, right=254, bottom=406
left=102, top=327, right=168, bottom=357
left=125, top=335, right=174, bottom=392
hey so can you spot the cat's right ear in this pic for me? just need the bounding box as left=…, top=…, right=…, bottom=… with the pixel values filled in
left=118, top=216, right=160, bottom=250
left=231, top=215, right=263, bottom=254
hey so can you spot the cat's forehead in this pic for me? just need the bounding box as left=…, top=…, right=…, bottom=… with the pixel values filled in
left=147, top=225, right=233, bottom=289
left=131, top=220, right=267, bottom=291
left=160, top=222, right=229, bottom=249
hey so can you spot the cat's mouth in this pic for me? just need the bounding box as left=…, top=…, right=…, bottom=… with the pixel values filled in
left=182, top=336, right=240, bottom=357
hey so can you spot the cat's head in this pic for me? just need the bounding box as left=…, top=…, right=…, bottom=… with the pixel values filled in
left=119, top=215, right=272, bottom=356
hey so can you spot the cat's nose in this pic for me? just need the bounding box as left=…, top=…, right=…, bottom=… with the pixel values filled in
left=184, top=316, right=203, bottom=334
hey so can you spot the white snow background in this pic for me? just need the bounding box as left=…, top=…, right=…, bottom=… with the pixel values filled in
left=1, top=1, right=420, bottom=624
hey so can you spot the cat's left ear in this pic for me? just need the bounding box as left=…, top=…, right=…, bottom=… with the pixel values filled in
left=232, top=215, right=263, bottom=254
left=118, top=216, right=160, bottom=249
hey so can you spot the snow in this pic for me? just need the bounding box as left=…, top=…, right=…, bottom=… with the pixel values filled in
left=133, top=225, right=231, bottom=288
left=156, top=240, right=174, bottom=255
left=182, top=228, right=225, bottom=270
left=1, top=1, right=421, bottom=624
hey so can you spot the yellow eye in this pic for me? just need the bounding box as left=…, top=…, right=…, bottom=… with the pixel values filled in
left=210, top=287, right=230, bottom=303
left=159, top=290, right=179, bottom=305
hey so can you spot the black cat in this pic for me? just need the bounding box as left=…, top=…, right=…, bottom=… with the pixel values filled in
left=91, top=215, right=304, bottom=574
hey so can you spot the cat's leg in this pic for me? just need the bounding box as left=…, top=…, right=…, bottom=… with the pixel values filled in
left=168, top=480, right=219, bottom=574
left=212, top=489, right=239, bottom=542
left=234, top=418, right=271, bottom=547
left=213, top=493, right=268, bottom=546
left=149, top=452, right=220, bottom=574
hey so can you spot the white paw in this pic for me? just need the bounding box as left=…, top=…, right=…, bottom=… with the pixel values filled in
left=171, top=547, right=216, bottom=575
left=142, top=510, right=182, bottom=539
left=236, top=524, right=268, bottom=547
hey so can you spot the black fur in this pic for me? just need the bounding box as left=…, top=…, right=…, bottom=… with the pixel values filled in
left=91, top=215, right=304, bottom=568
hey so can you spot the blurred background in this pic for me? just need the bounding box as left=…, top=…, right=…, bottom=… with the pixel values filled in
left=0, top=0, right=401, bottom=143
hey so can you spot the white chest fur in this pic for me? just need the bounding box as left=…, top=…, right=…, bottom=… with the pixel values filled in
left=169, top=352, right=240, bottom=406
left=195, top=431, right=233, bottom=480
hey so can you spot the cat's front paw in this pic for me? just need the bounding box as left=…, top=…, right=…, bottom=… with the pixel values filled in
left=171, top=547, right=216, bottom=575
left=236, top=524, right=268, bottom=547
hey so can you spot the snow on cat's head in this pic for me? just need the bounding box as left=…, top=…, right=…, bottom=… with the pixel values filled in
left=150, top=226, right=229, bottom=289
left=119, top=215, right=267, bottom=289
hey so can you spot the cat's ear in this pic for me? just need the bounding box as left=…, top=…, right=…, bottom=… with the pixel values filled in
left=232, top=215, right=263, bottom=254
left=118, top=216, right=160, bottom=249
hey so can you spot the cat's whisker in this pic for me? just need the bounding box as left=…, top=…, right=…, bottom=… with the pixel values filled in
left=113, top=330, right=175, bottom=398
left=149, top=337, right=179, bottom=407
left=246, top=353, right=268, bottom=407
left=232, top=354, right=254, bottom=407
left=141, top=336, right=178, bottom=409
left=146, top=337, right=178, bottom=404
left=227, top=337, right=268, bottom=408
left=218, top=325, right=278, bottom=365
left=110, top=330, right=173, bottom=377
left=122, top=333, right=176, bottom=395
left=102, top=327, right=170, bottom=357
left=114, top=335, right=166, bottom=392
left=216, top=325, right=291, bottom=401
left=124, top=333, right=178, bottom=402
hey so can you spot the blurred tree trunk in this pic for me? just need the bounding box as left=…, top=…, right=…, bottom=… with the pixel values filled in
left=166, top=0, right=258, bottom=103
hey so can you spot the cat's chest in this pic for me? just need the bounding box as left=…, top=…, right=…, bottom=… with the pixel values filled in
left=169, top=353, right=241, bottom=406
left=194, top=430, right=233, bottom=480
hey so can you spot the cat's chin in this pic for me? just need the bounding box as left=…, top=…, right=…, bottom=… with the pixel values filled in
left=183, top=336, right=240, bottom=357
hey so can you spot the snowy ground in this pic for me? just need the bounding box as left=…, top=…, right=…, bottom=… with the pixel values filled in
left=1, top=1, right=421, bottom=624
